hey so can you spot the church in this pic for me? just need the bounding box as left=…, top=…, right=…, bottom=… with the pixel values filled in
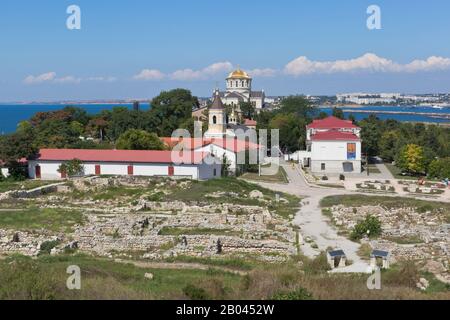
left=201, top=68, right=264, bottom=138
left=218, top=68, right=266, bottom=110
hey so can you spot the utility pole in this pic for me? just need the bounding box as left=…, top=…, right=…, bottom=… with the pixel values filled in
left=366, top=144, right=370, bottom=177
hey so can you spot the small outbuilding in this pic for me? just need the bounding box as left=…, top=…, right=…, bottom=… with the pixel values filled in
left=370, top=250, right=390, bottom=269
left=327, top=249, right=347, bottom=269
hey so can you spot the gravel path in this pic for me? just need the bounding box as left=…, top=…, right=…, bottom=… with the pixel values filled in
left=255, top=160, right=372, bottom=273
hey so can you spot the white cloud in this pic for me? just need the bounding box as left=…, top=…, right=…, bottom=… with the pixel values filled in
left=54, top=76, right=81, bottom=84
left=86, top=76, right=117, bottom=82
left=170, top=62, right=233, bottom=81
left=284, top=53, right=450, bottom=76
left=24, top=72, right=117, bottom=84
left=133, top=69, right=166, bottom=81
left=248, top=68, right=278, bottom=77
left=24, top=72, right=57, bottom=84
left=404, top=56, right=450, bottom=72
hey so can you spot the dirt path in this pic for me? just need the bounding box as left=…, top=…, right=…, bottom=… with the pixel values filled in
left=254, top=161, right=372, bottom=272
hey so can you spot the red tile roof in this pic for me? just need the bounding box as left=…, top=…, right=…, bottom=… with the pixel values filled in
left=244, top=119, right=257, bottom=126
left=161, top=137, right=261, bottom=153
left=311, top=131, right=360, bottom=141
left=34, top=149, right=210, bottom=165
left=307, top=116, right=359, bottom=129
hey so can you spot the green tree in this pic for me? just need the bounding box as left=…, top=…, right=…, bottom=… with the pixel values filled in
left=0, top=132, right=37, bottom=163
left=396, top=144, right=426, bottom=175
left=379, top=130, right=400, bottom=162
left=269, top=113, right=306, bottom=153
left=332, top=107, right=344, bottom=119
left=278, top=96, right=315, bottom=120
left=428, top=158, right=450, bottom=179
left=221, top=155, right=231, bottom=177
left=360, top=115, right=382, bottom=156
left=239, top=101, right=256, bottom=120
left=350, top=215, right=382, bottom=241
left=150, top=89, right=199, bottom=137
left=116, top=129, right=165, bottom=150
left=57, top=159, right=84, bottom=178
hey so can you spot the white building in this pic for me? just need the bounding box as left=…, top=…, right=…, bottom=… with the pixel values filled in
left=28, top=149, right=221, bottom=181
left=298, top=117, right=362, bottom=174
left=161, top=137, right=261, bottom=174
left=217, top=69, right=266, bottom=110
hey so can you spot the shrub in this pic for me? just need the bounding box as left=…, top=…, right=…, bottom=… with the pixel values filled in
left=339, top=174, right=346, bottom=181
left=302, top=252, right=331, bottom=274
left=39, top=240, right=61, bottom=255
left=321, top=176, right=329, bottom=181
left=350, top=215, right=382, bottom=241
left=182, top=284, right=210, bottom=300
left=271, top=287, right=314, bottom=300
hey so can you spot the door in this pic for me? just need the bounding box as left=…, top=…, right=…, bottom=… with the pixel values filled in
left=128, top=165, right=134, bottom=176
left=95, top=165, right=101, bottom=175
left=168, top=166, right=174, bottom=176
left=35, top=165, right=41, bottom=179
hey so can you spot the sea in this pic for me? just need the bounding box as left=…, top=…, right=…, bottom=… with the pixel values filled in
left=0, top=103, right=449, bottom=134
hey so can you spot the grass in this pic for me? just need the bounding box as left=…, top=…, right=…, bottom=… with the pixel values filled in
left=357, top=243, right=373, bottom=260
left=0, top=180, right=60, bottom=193
left=158, top=227, right=241, bottom=237
left=72, top=186, right=148, bottom=201
left=385, top=164, right=423, bottom=181
left=164, top=255, right=258, bottom=271
left=241, top=166, right=288, bottom=184
left=320, top=195, right=450, bottom=214
left=0, top=207, right=85, bottom=232
left=0, top=254, right=242, bottom=300
left=385, top=235, right=424, bottom=245
left=0, top=254, right=448, bottom=300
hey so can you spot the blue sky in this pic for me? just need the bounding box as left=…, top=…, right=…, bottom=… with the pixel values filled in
left=1, top=0, right=450, bottom=101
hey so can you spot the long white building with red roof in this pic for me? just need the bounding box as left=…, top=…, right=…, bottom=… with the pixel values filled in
left=28, top=149, right=222, bottom=181
left=300, top=116, right=362, bottom=174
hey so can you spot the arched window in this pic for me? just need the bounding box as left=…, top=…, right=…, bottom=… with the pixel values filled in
left=213, top=116, right=217, bottom=124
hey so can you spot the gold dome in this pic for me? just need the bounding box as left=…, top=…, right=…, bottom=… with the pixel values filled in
left=227, top=69, right=251, bottom=79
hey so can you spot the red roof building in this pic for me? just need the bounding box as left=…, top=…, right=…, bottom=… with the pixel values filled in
left=298, top=116, right=363, bottom=174
left=310, top=131, right=361, bottom=141
left=34, top=149, right=209, bottom=165
left=28, top=149, right=221, bottom=181
left=307, top=116, right=359, bottom=130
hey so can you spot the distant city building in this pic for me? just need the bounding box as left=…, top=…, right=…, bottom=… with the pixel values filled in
left=337, top=93, right=400, bottom=105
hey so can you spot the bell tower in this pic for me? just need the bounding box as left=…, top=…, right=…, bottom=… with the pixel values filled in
left=205, top=90, right=227, bottom=138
